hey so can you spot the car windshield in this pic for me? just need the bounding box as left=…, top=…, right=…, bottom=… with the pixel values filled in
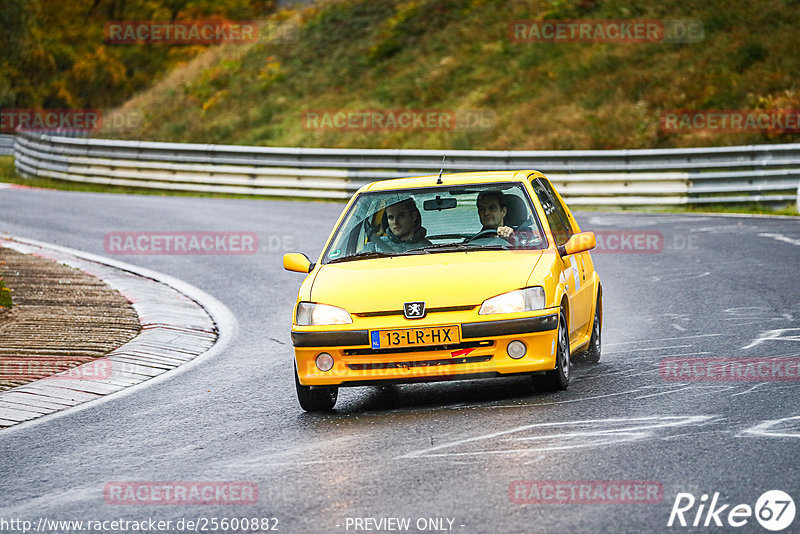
left=322, top=182, right=547, bottom=263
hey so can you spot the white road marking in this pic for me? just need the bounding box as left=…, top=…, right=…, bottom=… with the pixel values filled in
left=741, top=328, right=800, bottom=349
left=731, top=383, right=769, bottom=397
left=397, top=415, right=716, bottom=459
left=604, top=344, right=692, bottom=354
left=633, top=386, right=695, bottom=399
left=486, top=384, right=681, bottom=409
left=722, top=307, right=795, bottom=326
left=652, top=352, right=714, bottom=357
left=573, top=368, right=658, bottom=383
left=649, top=271, right=710, bottom=282
left=605, top=334, right=721, bottom=347
left=634, top=384, right=733, bottom=400
left=251, top=458, right=356, bottom=468
left=513, top=437, right=647, bottom=460
left=659, top=429, right=732, bottom=441
left=586, top=215, right=709, bottom=227
left=759, top=232, right=800, bottom=247
left=483, top=389, right=642, bottom=407
left=724, top=306, right=774, bottom=316
left=690, top=224, right=761, bottom=234
left=740, top=416, right=800, bottom=438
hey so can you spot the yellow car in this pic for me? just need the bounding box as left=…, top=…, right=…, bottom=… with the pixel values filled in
left=283, top=170, right=601, bottom=411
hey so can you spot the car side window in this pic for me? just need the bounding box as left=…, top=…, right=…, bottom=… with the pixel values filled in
left=531, top=178, right=574, bottom=246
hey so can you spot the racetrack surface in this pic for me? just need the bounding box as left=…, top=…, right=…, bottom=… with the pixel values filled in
left=1, top=188, right=799, bottom=533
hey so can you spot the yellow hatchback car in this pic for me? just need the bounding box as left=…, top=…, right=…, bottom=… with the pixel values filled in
left=284, top=170, right=601, bottom=411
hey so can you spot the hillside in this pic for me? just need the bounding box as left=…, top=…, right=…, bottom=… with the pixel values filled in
left=0, top=0, right=277, bottom=111
left=99, top=0, right=800, bottom=150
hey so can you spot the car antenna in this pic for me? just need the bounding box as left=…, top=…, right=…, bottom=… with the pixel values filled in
left=437, top=154, right=445, bottom=184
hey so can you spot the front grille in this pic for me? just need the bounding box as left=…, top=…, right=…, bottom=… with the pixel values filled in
left=354, top=304, right=476, bottom=318
left=347, top=354, right=492, bottom=371
left=343, top=340, right=492, bottom=356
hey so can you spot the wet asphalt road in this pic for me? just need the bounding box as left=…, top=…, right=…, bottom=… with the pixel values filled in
left=1, top=187, right=799, bottom=534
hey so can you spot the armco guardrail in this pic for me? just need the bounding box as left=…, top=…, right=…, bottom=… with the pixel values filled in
left=13, top=131, right=800, bottom=207
left=0, top=134, right=15, bottom=155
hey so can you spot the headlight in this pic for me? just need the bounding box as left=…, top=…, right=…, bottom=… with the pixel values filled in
left=478, top=287, right=545, bottom=315
left=296, top=302, right=352, bottom=326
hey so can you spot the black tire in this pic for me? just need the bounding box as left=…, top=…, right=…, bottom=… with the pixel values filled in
left=534, top=309, right=570, bottom=392
left=294, top=363, right=338, bottom=412
left=583, top=294, right=602, bottom=364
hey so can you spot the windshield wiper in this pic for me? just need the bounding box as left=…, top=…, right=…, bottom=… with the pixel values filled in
left=328, top=251, right=394, bottom=263
left=418, top=243, right=509, bottom=253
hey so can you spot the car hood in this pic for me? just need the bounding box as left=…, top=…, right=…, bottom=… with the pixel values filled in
left=310, top=250, right=543, bottom=313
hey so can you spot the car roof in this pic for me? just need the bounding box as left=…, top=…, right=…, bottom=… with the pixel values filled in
left=362, top=170, right=545, bottom=192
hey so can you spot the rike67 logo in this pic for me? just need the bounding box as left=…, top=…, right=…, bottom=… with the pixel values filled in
left=668, top=490, right=796, bottom=531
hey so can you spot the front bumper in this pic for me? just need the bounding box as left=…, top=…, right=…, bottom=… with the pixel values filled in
left=292, top=313, right=559, bottom=387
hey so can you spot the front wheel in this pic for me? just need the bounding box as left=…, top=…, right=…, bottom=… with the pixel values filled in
left=534, top=309, right=570, bottom=392
left=294, top=363, right=338, bottom=412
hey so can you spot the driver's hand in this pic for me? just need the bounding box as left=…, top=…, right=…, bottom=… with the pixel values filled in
left=497, top=226, right=515, bottom=239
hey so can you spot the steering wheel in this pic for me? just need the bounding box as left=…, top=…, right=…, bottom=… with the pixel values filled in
left=463, top=229, right=501, bottom=243
left=362, top=218, right=380, bottom=241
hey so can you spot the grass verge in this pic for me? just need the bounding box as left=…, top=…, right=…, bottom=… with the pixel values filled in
left=0, top=277, right=11, bottom=308
left=0, top=260, right=11, bottom=309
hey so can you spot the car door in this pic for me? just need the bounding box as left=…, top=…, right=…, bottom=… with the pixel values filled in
left=530, top=177, right=591, bottom=345
left=552, top=183, right=597, bottom=341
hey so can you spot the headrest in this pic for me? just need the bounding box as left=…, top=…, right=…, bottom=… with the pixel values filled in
left=503, top=194, right=528, bottom=227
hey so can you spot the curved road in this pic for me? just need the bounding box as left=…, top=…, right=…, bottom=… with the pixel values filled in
left=1, top=187, right=799, bottom=533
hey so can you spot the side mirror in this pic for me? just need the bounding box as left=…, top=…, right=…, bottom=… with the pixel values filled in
left=558, top=231, right=596, bottom=256
left=283, top=253, right=314, bottom=273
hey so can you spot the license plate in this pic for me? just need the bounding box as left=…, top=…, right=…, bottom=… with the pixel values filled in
left=371, top=325, right=460, bottom=349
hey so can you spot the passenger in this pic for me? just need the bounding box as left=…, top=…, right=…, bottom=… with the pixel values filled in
left=365, top=198, right=432, bottom=252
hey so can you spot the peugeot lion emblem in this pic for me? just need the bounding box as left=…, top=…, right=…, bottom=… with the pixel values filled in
left=404, top=301, right=426, bottom=319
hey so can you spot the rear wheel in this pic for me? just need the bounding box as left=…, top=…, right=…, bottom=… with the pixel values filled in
left=583, top=294, right=602, bottom=364
left=294, top=363, right=338, bottom=412
left=534, top=309, right=570, bottom=391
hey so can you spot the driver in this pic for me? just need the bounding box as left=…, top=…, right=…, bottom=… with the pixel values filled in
left=364, top=198, right=432, bottom=252
left=476, top=190, right=516, bottom=240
